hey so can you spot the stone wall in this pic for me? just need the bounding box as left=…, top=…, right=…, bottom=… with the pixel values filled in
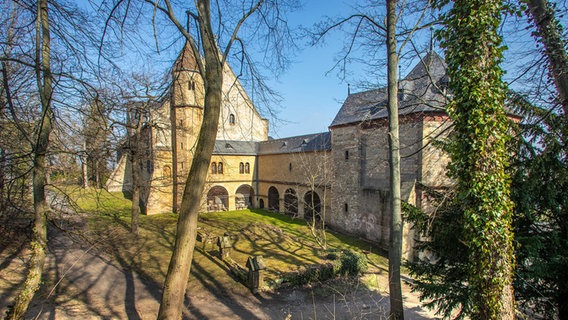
left=328, top=115, right=448, bottom=260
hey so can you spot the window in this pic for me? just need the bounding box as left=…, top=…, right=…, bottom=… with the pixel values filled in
left=289, top=162, right=292, bottom=172
left=211, top=162, right=217, bottom=174
left=344, top=203, right=349, bottom=213
left=244, top=162, right=250, bottom=174
left=345, top=150, right=349, bottom=160
left=239, top=162, right=244, bottom=174
left=188, top=80, right=195, bottom=90
left=180, top=142, right=184, bottom=150
left=229, top=114, right=235, bottom=125
left=217, top=162, right=223, bottom=174
left=163, top=166, right=172, bottom=179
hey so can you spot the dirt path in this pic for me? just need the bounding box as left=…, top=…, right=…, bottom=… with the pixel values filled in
left=1, top=224, right=437, bottom=319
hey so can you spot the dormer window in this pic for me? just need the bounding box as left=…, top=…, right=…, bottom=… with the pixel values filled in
left=229, top=114, right=235, bottom=125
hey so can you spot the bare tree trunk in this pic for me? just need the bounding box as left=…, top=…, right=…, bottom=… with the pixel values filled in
left=526, top=0, right=568, bottom=115
left=0, top=147, right=5, bottom=214
left=131, top=153, right=140, bottom=235
left=7, top=0, right=52, bottom=318
left=129, top=112, right=142, bottom=235
left=386, top=0, right=404, bottom=318
left=81, top=146, right=88, bottom=188
left=157, top=1, right=222, bottom=318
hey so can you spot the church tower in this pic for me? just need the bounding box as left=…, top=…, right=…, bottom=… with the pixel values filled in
left=170, top=41, right=205, bottom=213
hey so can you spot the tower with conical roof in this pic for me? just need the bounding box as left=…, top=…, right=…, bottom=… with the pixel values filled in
left=170, top=41, right=205, bottom=212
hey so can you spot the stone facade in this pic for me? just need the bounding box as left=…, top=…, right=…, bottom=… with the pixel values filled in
left=107, top=47, right=454, bottom=259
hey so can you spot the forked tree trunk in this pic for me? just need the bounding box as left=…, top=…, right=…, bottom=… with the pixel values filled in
left=7, top=0, right=52, bottom=318
left=386, top=0, right=404, bottom=319
left=157, top=1, right=223, bottom=318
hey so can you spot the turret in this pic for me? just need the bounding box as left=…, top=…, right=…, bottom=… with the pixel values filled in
left=171, top=41, right=205, bottom=212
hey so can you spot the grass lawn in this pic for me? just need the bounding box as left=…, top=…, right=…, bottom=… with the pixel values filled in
left=67, top=188, right=390, bottom=296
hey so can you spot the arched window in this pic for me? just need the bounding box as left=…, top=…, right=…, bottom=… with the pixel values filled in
left=229, top=114, right=235, bottom=125
left=211, top=162, right=217, bottom=174
left=239, top=162, right=244, bottom=174
left=244, top=162, right=250, bottom=174
left=217, top=162, right=223, bottom=174
left=289, top=162, right=292, bottom=172
left=163, top=165, right=172, bottom=179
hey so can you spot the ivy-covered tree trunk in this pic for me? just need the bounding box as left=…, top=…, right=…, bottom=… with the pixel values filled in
left=386, top=0, right=404, bottom=318
left=439, top=0, right=516, bottom=318
left=7, top=0, right=52, bottom=318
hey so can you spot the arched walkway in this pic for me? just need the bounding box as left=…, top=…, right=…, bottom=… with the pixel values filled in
left=207, top=186, right=229, bottom=212
left=284, top=188, right=298, bottom=216
left=235, top=184, right=254, bottom=210
left=268, top=186, right=279, bottom=211
left=304, top=191, right=322, bottom=220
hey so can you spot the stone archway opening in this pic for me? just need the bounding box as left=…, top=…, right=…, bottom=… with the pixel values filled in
left=304, top=191, right=322, bottom=221
left=267, top=186, right=279, bottom=211
left=284, top=188, right=298, bottom=217
left=236, top=184, right=254, bottom=210
left=207, top=186, right=229, bottom=212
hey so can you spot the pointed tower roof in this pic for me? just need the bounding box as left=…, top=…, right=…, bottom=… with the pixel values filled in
left=173, top=41, right=200, bottom=72
left=330, top=51, right=449, bottom=128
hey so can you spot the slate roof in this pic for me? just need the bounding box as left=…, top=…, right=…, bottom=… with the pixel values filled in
left=330, top=51, right=449, bottom=128
left=258, top=132, right=331, bottom=155
left=213, top=140, right=260, bottom=155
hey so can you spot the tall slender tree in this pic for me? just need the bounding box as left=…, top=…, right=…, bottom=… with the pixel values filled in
left=437, top=0, right=516, bottom=318
left=386, top=0, right=404, bottom=318
left=6, top=0, right=53, bottom=318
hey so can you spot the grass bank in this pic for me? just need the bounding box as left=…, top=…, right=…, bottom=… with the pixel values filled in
left=67, top=188, right=390, bottom=295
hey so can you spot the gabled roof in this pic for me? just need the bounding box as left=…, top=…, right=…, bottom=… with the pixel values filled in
left=259, top=132, right=331, bottom=155
left=330, top=51, right=449, bottom=128
left=213, top=140, right=260, bottom=155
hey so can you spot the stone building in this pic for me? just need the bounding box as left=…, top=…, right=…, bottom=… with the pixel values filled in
left=107, top=43, right=452, bottom=258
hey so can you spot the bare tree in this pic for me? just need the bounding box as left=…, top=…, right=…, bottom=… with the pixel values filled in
left=1, top=1, right=122, bottom=317
left=310, top=1, right=435, bottom=318
left=293, top=133, right=332, bottom=249
left=4, top=0, right=53, bottom=317
left=104, top=0, right=296, bottom=317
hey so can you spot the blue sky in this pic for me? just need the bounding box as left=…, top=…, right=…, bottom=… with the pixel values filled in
left=266, top=0, right=358, bottom=138
left=90, top=0, right=551, bottom=139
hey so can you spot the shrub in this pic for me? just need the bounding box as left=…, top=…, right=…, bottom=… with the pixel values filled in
left=280, top=250, right=367, bottom=287
left=339, top=250, right=368, bottom=277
